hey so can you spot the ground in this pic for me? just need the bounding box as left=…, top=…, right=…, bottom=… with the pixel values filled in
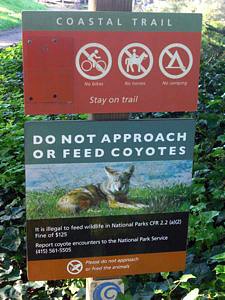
left=0, top=0, right=87, bottom=48
left=0, top=27, right=21, bottom=48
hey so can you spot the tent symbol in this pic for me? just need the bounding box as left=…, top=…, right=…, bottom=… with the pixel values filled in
left=165, top=50, right=186, bottom=72
left=159, top=43, right=193, bottom=79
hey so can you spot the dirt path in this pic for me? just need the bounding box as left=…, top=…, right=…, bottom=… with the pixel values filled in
left=0, top=27, right=22, bottom=49
left=0, top=5, right=86, bottom=49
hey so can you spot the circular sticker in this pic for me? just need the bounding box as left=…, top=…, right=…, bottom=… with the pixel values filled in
left=93, top=282, right=122, bottom=300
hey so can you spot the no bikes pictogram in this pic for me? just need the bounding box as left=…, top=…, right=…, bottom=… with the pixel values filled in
left=118, top=43, right=153, bottom=80
left=75, top=43, right=112, bottom=80
left=159, top=43, right=193, bottom=79
left=66, top=259, right=83, bottom=275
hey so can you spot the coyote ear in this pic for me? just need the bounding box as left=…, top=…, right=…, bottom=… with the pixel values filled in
left=126, top=165, right=135, bottom=176
left=105, top=166, right=117, bottom=176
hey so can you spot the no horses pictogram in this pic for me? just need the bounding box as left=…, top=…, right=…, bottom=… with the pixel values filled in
left=75, top=43, right=112, bottom=80
left=118, top=43, right=153, bottom=80
left=159, top=43, right=193, bottom=79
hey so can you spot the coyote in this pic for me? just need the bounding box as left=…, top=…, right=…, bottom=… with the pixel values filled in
left=57, top=165, right=147, bottom=213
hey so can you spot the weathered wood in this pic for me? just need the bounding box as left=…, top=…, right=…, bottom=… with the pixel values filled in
left=86, top=1, right=132, bottom=298
left=89, top=0, right=132, bottom=11
left=88, top=0, right=132, bottom=121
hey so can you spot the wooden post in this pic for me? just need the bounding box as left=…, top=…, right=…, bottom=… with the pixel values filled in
left=88, top=0, right=132, bottom=11
left=88, top=0, right=132, bottom=121
left=86, top=1, right=132, bottom=298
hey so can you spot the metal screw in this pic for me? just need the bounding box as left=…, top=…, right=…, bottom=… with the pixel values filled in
left=27, top=40, right=32, bottom=44
left=43, top=46, right=48, bottom=51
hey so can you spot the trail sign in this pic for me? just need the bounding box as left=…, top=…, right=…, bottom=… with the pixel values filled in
left=22, top=11, right=202, bottom=115
left=25, top=119, right=195, bottom=280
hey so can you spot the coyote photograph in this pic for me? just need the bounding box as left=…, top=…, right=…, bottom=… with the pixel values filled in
left=57, top=165, right=147, bottom=213
left=26, top=160, right=192, bottom=220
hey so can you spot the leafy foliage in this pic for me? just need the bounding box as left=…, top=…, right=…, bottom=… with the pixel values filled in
left=134, top=0, right=225, bottom=23
left=0, top=24, right=225, bottom=299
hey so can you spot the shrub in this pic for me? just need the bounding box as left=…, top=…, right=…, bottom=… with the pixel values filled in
left=0, top=24, right=224, bottom=299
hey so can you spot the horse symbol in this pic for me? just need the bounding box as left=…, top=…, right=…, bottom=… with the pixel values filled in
left=125, top=50, right=148, bottom=73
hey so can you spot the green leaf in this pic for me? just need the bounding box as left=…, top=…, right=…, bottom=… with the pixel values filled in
left=25, top=281, right=46, bottom=289
left=185, top=262, right=211, bottom=285
left=183, top=288, right=199, bottom=300
left=210, top=252, right=225, bottom=262
left=0, top=285, right=12, bottom=300
left=0, top=284, right=20, bottom=300
left=217, top=134, right=225, bottom=143
left=201, top=211, right=219, bottom=224
left=0, top=264, right=21, bottom=281
left=174, top=274, right=196, bottom=283
left=154, top=289, right=164, bottom=294
left=0, top=227, right=21, bottom=252
left=0, top=225, right=4, bottom=237
left=190, top=203, right=207, bottom=213
left=69, top=282, right=80, bottom=294
left=161, top=272, right=170, bottom=279
left=192, top=183, right=206, bottom=195
left=215, top=265, right=225, bottom=274
left=210, top=147, right=225, bottom=158
left=117, top=294, right=133, bottom=300
left=217, top=273, right=225, bottom=283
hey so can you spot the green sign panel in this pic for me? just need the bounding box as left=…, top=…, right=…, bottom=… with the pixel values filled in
left=22, top=11, right=202, bottom=32
left=25, top=119, right=195, bottom=280
left=25, top=119, right=195, bottom=164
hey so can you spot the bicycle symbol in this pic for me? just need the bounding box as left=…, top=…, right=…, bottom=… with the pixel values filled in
left=81, top=54, right=107, bottom=72
left=76, top=43, right=112, bottom=80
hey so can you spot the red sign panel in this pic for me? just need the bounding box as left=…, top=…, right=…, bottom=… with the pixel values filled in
left=22, top=12, right=202, bottom=115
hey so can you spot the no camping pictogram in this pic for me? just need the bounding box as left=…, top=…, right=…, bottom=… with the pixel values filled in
left=75, top=43, right=112, bottom=81
left=159, top=43, right=193, bottom=79
left=118, top=43, right=153, bottom=80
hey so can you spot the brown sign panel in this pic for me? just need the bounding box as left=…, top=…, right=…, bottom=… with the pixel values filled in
left=23, top=11, right=202, bottom=115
